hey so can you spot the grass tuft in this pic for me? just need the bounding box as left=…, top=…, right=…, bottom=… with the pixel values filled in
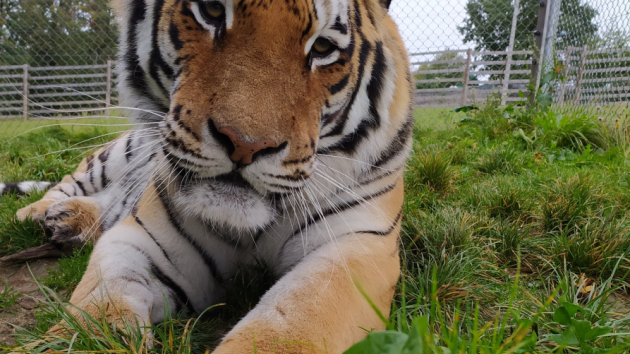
left=407, top=149, right=455, bottom=194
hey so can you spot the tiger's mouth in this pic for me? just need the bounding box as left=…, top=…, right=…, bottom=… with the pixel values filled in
left=215, top=171, right=254, bottom=190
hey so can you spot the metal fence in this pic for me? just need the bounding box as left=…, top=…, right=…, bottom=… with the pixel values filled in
left=0, top=0, right=629, bottom=133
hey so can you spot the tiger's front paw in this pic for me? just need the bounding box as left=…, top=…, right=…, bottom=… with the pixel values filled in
left=44, top=197, right=102, bottom=245
left=16, top=198, right=56, bottom=222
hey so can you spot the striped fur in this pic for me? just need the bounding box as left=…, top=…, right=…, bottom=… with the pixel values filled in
left=0, top=181, right=55, bottom=196
left=9, top=0, right=414, bottom=352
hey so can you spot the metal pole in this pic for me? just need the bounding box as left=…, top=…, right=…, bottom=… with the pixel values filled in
left=529, top=0, right=549, bottom=104
left=542, top=0, right=562, bottom=73
left=574, top=45, right=588, bottom=105
left=502, top=0, right=521, bottom=105
left=22, top=64, right=29, bottom=121
left=557, top=46, right=573, bottom=105
left=461, top=49, right=472, bottom=106
left=105, top=60, right=112, bottom=116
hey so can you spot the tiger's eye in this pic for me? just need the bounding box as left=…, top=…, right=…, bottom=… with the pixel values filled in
left=201, top=1, right=224, bottom=20
left=312, top=38, right=333, bottom=55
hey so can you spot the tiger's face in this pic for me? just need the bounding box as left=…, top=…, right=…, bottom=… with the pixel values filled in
left=153, top=0, right=375, bottom=193
left=114, top=0, right=401, bottom=232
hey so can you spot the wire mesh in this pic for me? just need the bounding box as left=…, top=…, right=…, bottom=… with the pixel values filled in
left=0, top=0, right=628, bottom=136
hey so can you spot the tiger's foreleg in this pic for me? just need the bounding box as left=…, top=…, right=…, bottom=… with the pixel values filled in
left=213, top=231, right=400, bottom=354
left=47, top=215, right=200, bottom=337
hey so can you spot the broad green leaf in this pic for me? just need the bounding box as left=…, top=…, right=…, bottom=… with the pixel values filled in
left=547, top=327, right=579, bottom=346
left=452, top=105, right=478, bottom=113
left=343, top=331, right=408, bottom=354
left=572, top=319, right=613, bottom=342
left=562, top=302, right=583, bottom=317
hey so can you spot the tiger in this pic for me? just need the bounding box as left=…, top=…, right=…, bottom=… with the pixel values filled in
left=5, top=0, right=414, bottom=351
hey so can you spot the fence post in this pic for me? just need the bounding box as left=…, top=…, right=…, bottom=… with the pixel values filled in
left=461, top=49, right=472, bottom=106
left=22, top=64, right=29, bottom=121
left=557, top=46, right=573, bottom=105
left=105, top=60, right=112, bottom=115
left=502, top=54, right=514, bottom=106
left=502, top=0, right=521, bottom=106
left=574, top=45, right=588, bottom=105
left=530, top=0, right=549, bottom=104
left=542, top=0, right=562, bottom=72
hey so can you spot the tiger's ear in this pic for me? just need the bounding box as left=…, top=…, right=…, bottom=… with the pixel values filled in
left=379, top=0, right=392, bottom=10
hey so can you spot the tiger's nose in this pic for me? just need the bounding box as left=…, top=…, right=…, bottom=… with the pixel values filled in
left=217, top=127, right=278, bottom=165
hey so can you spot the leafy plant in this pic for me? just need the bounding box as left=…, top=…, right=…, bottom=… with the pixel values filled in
left=0, top=280, right=20, bottom=309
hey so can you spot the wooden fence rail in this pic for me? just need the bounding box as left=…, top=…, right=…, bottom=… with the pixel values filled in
left=0, top=63, right=117, bottom=120
left=410, top=47, right=630, bottom=108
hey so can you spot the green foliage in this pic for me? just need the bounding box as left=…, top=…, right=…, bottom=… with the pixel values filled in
left=4, top=104, right=630, bottom=352
left=10, top=285, right=223, bottom=353
left=43, top=245, right=93, bottom=293
left=458, top=0, right=598, bottom=80
left=538, top=174, right=599, bottom=233
left=407, top=150, right=455, bottom=194
left=0, top=280, right=20, bottom=309
left=535, top=110, right=608, bottom=151
left=475, top=145, right=521, bottom=174
left=0, top=0, right=117, bottom=66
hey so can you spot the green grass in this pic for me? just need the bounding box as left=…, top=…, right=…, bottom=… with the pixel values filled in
left=3, top=100, right=630, bottom=352
left=0, top=280, right=20, bottom=310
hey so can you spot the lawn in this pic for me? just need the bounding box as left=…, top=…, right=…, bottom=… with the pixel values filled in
left=1, top=96, right=630, bottom=353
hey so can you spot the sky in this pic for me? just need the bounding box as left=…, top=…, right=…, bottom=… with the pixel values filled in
left=388, top=0, right=630, bottom=56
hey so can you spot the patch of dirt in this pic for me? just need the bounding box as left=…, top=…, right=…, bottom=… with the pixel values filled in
left=0, top=259, right=58, bottom=346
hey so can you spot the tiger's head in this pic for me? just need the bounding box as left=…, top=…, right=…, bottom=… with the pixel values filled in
left=114, top=0, right=412, bottom=231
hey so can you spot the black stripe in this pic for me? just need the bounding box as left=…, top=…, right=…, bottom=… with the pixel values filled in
left=125, top=0, right=152, bottom=101
left=370, top=115, right=414, bottom=169
left=281, top=182, right=397, bottom=255
left=149, top=0, right=174, bottom=96
left=353, top=0, right=362, bottom=27
left=87, top=160, right=95, bottom=188
left=134, top=215, right=174, bottom=264
left=150, top=262, right=194, bottom=313
left=353, top=208, right=402, bottom=236
left=331, top=15, right=348, bottom=35
left=57, top=188, right=72, bottom=198
left=329, top=74, right=350, bottom=95
left=321, top=38, right=371, bottom=139
left=72, top=176, right=88, bottom=196
left=366, top=41, right=386, bottom=128
left=169, top=20, right=184, bottom=50
left=322, top=41, right=387, bottom=154
left=125, top=131, right=135, bottom=163
left=283, top=206, right=402, bottom=271
left=155, top=182, right=224, bottom=283
left=1, top=183, right=23, bottom=195
left=301, top=12, right=313, bottom=42
left=98, top=144, right=112, bottom=188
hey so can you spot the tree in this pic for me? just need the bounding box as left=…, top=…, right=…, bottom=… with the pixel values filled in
left=0, top=0, right=118, bottom=66
left=458, top=0, right=599, bottom=80
left=459, top=0, right=598, bottom=53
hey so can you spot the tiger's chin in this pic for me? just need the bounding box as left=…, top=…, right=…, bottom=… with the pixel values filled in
left=173, top=172, right=277, bottom=233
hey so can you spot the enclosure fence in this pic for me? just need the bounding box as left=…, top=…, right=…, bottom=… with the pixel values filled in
left=0, top=0, right=629, bottom=131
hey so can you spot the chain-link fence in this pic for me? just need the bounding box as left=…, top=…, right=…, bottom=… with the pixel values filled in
left=1, top=0, right=629, bottom=135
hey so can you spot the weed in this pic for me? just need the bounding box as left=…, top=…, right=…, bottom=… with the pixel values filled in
left=536, top=110, right=609, bottom=152
left=0, top=280, right=20, bottom=310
